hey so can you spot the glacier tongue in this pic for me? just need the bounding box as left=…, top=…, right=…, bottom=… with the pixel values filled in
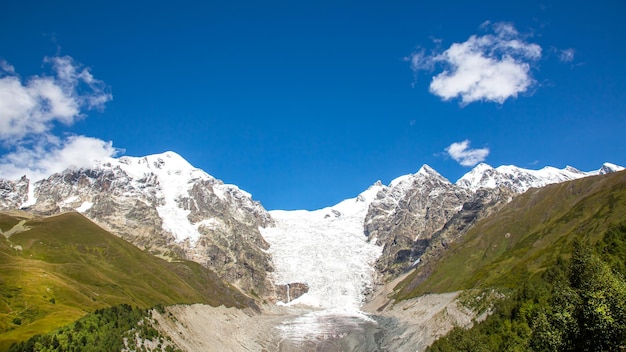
left=260, top=184, right=384, bottom=311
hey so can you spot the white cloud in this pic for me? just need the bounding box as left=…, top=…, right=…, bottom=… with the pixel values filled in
left=445, top=140, right=489, bottom=167
left=0, top=135, right=119, bottom=181
left=0, top=56, right=117, bottom=181
left=0, top=59, right=15, bottom=74
left=408, top=22, right=542, bottom=104
left=0, top=56, right=112, bottom=144
left=406, top=49, right=433, bottom=72
left=559, top=48, right=575, bottom=62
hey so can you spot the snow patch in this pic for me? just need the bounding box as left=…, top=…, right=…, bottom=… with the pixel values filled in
left=196, top=217, right=225, bottom=231
left=21, top=182, right=37, bottom=208
left=75, top=201, right=93, bottom=213
left=389, top=174, right=412, bottom=188
left=60, top=195, right=79, bottom=206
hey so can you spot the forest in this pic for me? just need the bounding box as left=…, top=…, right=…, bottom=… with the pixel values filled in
left=8, top=304, right=181, bottom=352
left=429, top=227, right=626, bottom=352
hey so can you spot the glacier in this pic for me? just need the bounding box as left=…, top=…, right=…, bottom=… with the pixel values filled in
left=260, top=183, right=385, bottom=343
left=260, top=183, right=384, bottom=311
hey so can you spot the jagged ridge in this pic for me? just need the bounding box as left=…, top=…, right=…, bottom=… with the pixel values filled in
left=363, top=162, right=623, bottom=280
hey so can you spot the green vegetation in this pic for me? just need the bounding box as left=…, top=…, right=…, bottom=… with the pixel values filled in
left=428, top=238, right=626, bottom=351
left=8, top=304, right=183, bottom=352
left=393, top=170, right=626, bottom=351
left=0, top=212, right=251, bottom=350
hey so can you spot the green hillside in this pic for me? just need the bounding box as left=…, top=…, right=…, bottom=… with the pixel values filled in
left=393, top=170, right=626, bottom=351
left=0, top=212, right=252, bottom=350
left=397, top=170, right=626, bottom=299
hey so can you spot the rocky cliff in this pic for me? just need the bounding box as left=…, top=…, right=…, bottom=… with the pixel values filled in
left=364, top=166, right=471, bottom=277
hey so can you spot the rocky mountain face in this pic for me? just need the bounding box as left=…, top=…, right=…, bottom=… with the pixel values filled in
left=0, top=152, right=276, bottom=297
left=364, top=166, right=471, bottom=277
left=365, top=162, right=623, bottom=280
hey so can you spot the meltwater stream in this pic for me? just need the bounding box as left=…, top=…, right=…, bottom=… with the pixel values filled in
left=260, top=185, right=385, bottom=350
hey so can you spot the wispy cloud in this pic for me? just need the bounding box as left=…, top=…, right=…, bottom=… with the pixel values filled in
left=445, top=140, right=489, bottom=167
left=558, top=48, right=575, bottom=63
left=0, top=59, right=15, bottom=74
left=0, top=56, right=118, bottom=181
left=407, top=22, right=542, bottom=105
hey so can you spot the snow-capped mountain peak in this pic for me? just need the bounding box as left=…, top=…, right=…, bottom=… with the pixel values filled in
left=1, top=151, right=624, bottom=306
left=456, top=162, right=622, bottom=193
left=389, top=164, right=451, bottom=190
left=354, top=181, right=386, bottom=205
left=416, top=164, right=448, bottom=180
left=599, top=162, right=625, bottom=175
left=455, top=163, right=497, bottom=190
left=0, top=151, right=276, bottom=295
left=113, top=151, right=213, bottom=183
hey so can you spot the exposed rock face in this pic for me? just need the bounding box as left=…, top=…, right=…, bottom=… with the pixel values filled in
left=364, top=166, right=471, bottom=277
left=363, top=162, right=621, bottom=281
left=2, top=152, right=276, bottom=296
left=404, top=187, right=514, bottom=287
left=275, top=282, right=310, bottom=303
left=0, top=176, right=29, bottom=209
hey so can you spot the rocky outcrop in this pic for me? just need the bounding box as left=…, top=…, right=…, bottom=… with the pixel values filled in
left=275, top=282, right=310, bottom=303
left=0, top=176, right=29, bottom=209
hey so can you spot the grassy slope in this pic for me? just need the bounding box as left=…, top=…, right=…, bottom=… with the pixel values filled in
left=0, top=212, right=251, bottom=350
left=396, top=170, right=626, bottom=299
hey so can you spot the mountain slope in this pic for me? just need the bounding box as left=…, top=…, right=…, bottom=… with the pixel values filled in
left=0, top=211, right=251, bottom=350
left=0, top=151, right=275, bottom=297
left=396, top=169, right=626, bottom=299
left=365, top=162, right=623, bottom=281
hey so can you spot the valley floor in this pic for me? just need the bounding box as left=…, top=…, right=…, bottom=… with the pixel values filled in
left=149, top=290, right=475, bottom=352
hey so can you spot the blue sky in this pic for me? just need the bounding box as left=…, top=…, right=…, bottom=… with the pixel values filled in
left=1, top=0, right=625, bottom=210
